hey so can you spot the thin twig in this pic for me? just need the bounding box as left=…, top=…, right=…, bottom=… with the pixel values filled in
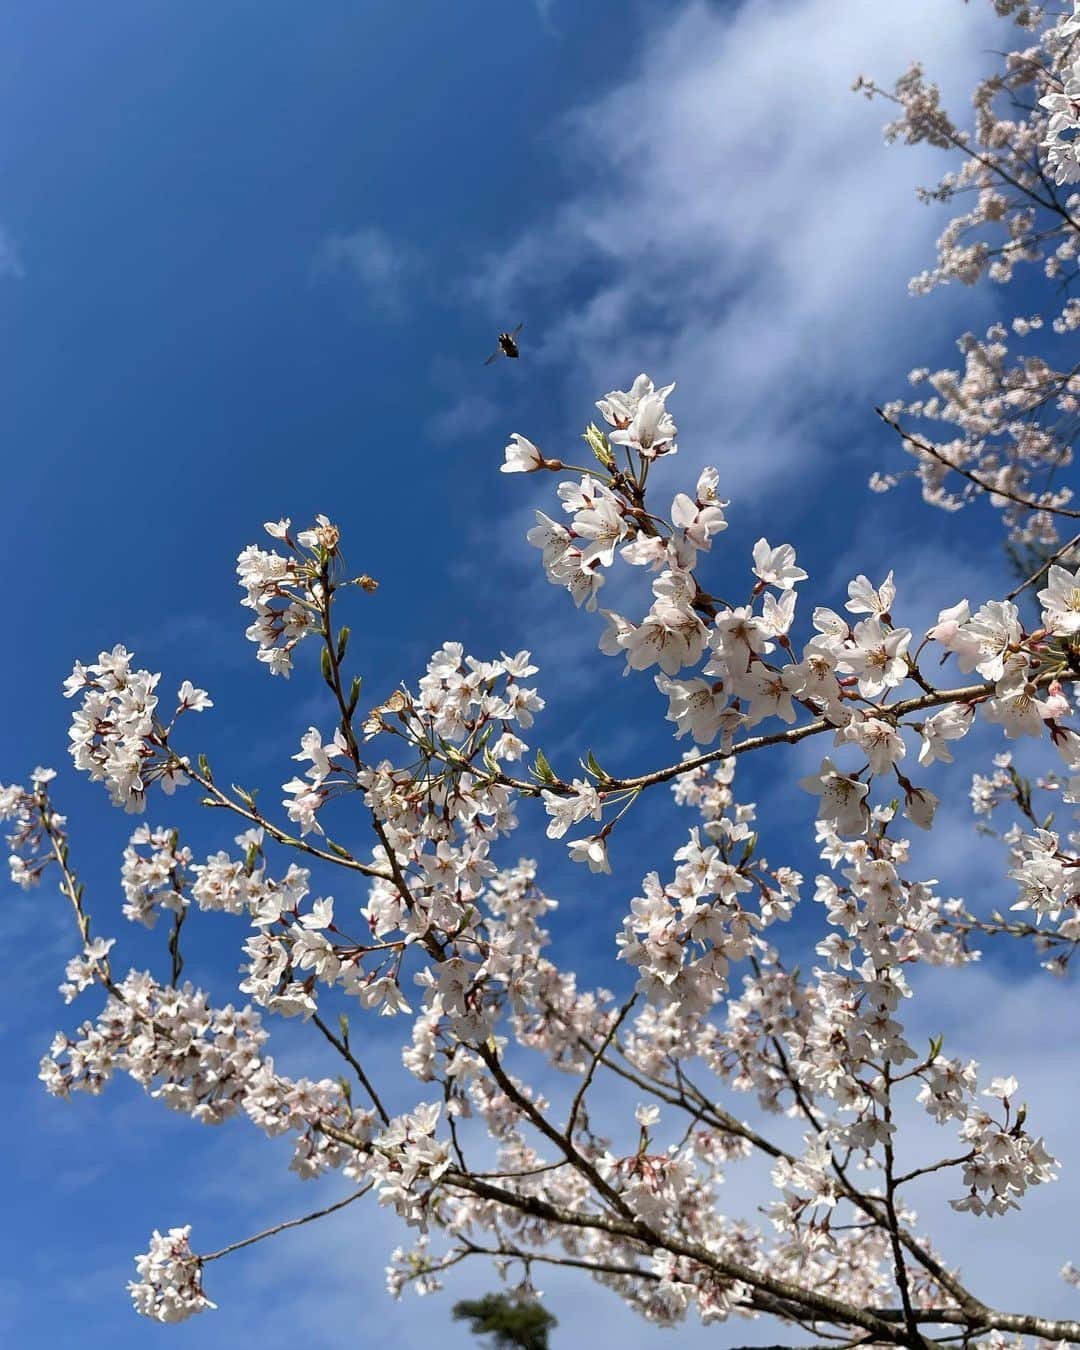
left=1006, top=529, right=1080, bottom=601
left=310, top=1011, right=390, bottom=1125
left=200, top=1185, right=371, bottom=1263
left=877, top=408, right=1080, bottom=520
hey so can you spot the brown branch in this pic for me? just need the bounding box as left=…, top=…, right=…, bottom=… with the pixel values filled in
left=183, top=761, right=391, bottom=881
left=877, top=408, right=1080, bottom=520
left=1007, top=529, right=1080, bottom=601
left=200, top=1185, right=371, bottom=1263
left=565, top=992, right=637, bottom=1140
left=310, top=1011, right=390, bottom=1126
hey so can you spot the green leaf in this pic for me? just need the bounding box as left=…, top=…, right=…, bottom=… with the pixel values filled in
left=321, top=646, right=334, bottom=687
left=197, top=752, right=213, bottom=783
left=347, top=675, right=362, bottom=716
left=583, top=421, right=615, bottom=469
left=337, top=626, right=350, bottom=663
left=531, top=747, right=556, bottom=784
left=582, top=750, right=611, bottom=784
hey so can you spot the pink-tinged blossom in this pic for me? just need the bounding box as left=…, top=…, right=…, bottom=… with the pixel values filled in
left=798, top=758, right=871, bottom=837
left=845, top=572, right=896, bottom=617
left=607, top=386, right=678, bottom=459
left=902, top=783, right=939, bottom=831
left=655, top=675, right=729, bottom=743
left=501, top=433, right=546, bottom=474
left=837, top=618, right=912, bottom=699
left=917, top=703, right=975, bottom=766
left=567, top=835, right=611, bottom=874
left=743, top=666, right=800, bottom=726
left=595, top=373, right=674, bottom=430
left=1038, top=565, right=1080, bottom=635
left=176, top=681, right=213, bottom=713
left=542, top=779, right=602, bottom=839
left=752, top=539, right=808, bottom=590
left=128, top=1226, right=215, bottom=1324
left=671, top=469, right=728, bottom=551
left=840, top=716, right=906, bottom=776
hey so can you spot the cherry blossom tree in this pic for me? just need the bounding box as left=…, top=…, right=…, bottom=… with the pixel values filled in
left=856, top=0, right=1080, bottom=582
left=7, top=2, right=1080, bottom=1345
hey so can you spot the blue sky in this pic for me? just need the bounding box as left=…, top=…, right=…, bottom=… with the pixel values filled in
left=4, top=1, right=1079, bottom=1345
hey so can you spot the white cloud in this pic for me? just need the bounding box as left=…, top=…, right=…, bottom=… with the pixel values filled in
left=427, top=392, right=500, bottom=444
left=315, top=225, right=416, bottom=316
left=0, top=225, right=23, bottom=279
left=472, top=0, right=1000, bottom=498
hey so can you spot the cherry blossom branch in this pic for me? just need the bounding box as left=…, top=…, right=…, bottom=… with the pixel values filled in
left=310, top=1011, right=390, bottom=1125
left=553, top=1002, right=985, bottom=1322
left=456, top=1238, right=657, bottom=1282
left=858, top=80, right=1080, bottom=233
left=892, top=1154, right=976, bottom=1189
left=342, top=1116, right=1080, bottom=1345
left=876, top=409, right=1080, bottom=520
left=564, top=992, right=637, bottom=1140
left=314, top=1114, right=912, bottom=1344
left=881, top=1064, right=923, bottom=1347
left=183, top=760, right=391, bottom=881
left=441, top=674, right=1069, bottom=807
left=1007, top=528, right=1080, bottom=600
left=751, top=993, right=984, bottom=1320
left=474, top=1040, right=637, bottom=1222
left=199, top=1184, right=371, bottom=1263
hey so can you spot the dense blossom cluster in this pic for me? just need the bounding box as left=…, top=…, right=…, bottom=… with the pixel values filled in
left=11, top=341, right=1080, bottom=1331
left=856, top=1, right=1080, bottom=555
left=62, top=646, right=211, bottom=811
left=12, top=359, right=1080, bottom=1331
left=128, top=1227, right=215, bottom=1324
left=39, top=972, right=270, bottom=1121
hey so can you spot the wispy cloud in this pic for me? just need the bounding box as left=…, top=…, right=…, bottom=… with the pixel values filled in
left=470, top=0, right=999, bottom=498
left=426, top=392, right=500, bottom=444
left=532, top=0, right=561, bottom=37
left=314, top=225, right=417, bottom=317
left=0, top=224, right=24, bottom=279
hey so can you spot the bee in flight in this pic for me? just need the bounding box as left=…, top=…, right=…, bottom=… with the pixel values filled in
left=484, top=323, right=523, bottom=366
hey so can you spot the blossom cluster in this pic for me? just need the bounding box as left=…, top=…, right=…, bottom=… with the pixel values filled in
left=128, top=1226, right=215, bottom=1324
left=857, top=2, right=1080, bottom=550
left=63, top=646, right=210, bottom=811
left=11, top=351, right=1080, bottom=1342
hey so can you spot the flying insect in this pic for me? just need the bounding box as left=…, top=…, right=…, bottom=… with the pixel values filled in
left=484, top=323, right=523, bottom=366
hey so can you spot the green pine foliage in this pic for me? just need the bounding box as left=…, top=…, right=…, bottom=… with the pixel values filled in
left=452, top=1291, right=558, bottom=1350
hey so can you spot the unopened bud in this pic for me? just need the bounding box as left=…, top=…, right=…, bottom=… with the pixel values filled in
left=583, top=422, right=615, bottom=469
